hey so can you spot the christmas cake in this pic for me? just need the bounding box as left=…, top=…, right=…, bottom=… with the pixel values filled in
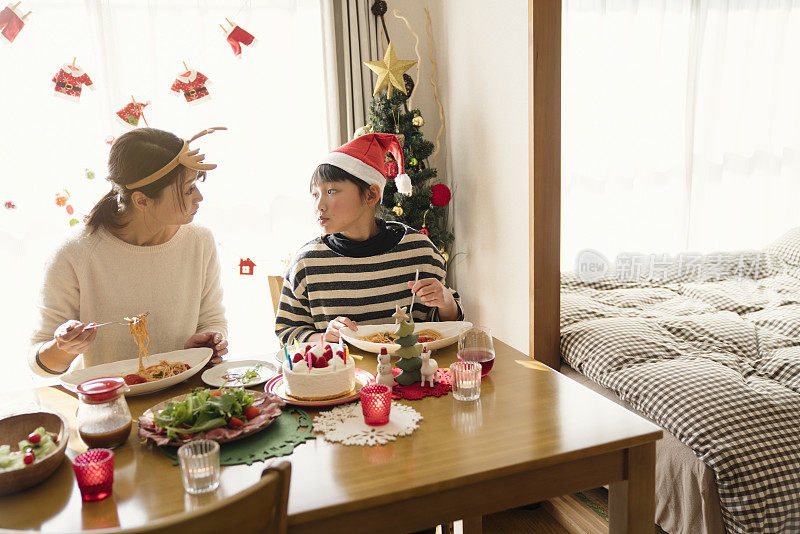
left=282, top=337, right=356, bottom=401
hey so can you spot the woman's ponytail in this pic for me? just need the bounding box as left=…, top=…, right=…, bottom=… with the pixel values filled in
left=84, top=188, right=121, bottom=234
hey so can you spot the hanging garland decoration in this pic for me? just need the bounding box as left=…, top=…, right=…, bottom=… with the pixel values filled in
left=220, top=17, right=257, bottom=58
left=392, top=9, right=422, bottom=110
left=424, top=8, right=446, bottom=169
left=116, top=96, right=150, bottom=128
left=0, top=2, right=31, bottom=44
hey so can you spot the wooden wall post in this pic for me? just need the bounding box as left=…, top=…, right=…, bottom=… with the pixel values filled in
left=529, top=0, right=561, bottom=369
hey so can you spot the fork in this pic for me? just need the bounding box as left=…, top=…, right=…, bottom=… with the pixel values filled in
left=84, top=312, right=149, bottom=330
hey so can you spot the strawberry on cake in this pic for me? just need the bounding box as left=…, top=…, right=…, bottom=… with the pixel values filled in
left=283, top=337, right=356, bottom=401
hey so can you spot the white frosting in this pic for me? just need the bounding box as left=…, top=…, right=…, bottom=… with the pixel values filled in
left=282, top=357, right=355, bottom=399
left=283, top=342, right=355, bottom=399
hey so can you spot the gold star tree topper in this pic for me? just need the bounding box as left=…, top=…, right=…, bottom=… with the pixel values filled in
left=364, top=42, right=417, bottom=99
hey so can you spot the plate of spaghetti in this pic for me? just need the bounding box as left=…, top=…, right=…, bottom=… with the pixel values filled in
left=60, top=347, right=213, bottom=396
left=339, top=321, right=472, bottom=354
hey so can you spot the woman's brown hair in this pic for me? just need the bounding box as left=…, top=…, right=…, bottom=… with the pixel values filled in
left=85, top=128, right=202, bottom=233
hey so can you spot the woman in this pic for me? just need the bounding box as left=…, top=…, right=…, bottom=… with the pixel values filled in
left=29, top=127, right=228, bottom=376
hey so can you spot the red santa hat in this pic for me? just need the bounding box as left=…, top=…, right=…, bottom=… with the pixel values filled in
left=321, top=133, right=411, bottom=196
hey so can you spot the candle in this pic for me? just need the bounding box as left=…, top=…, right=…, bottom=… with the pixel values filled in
left=360, top=384, right=392, bottom=426
left=284, top=345, right=292, bottom=370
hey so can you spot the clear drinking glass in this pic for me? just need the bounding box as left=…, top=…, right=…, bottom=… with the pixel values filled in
left=457, top=326, right=495, bottom=377
left=177, top=439, right=220, bottom=494
left=449, top=361, right=482, bottom=401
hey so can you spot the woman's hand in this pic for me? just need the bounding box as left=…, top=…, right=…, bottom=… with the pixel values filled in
left=54, top=320, right=97, bottom=356
left=408, top=278, right=460, bottom=321
left=185, top=332, right=228, bottom=357
left=324, top=316, right=357, bottom=343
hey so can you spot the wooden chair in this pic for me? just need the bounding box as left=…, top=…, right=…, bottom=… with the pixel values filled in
left=126, top=462, right=291, bottom=534
left=268, top=275, right=284, bottom=317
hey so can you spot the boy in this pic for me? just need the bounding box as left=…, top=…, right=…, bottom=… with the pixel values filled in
left=275, top=133, right=462, bottom=344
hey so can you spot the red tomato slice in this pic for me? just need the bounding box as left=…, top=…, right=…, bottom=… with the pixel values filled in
left=229, top=417, right=244, bottom=428
left=244, top=406, right=260, bottom=420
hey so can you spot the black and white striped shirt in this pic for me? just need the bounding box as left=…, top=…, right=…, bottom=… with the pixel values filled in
left=275, top=223, right=461, bottom=344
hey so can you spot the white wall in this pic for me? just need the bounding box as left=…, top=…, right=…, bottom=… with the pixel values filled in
left=386, top=0, right=530, bottom=354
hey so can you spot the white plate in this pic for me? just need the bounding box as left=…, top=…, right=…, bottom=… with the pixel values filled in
left=59, top=348, right=213, bottom=397
left=200, top=359, right=277, bottom=388
left=339, top=321, right=473, bottom=354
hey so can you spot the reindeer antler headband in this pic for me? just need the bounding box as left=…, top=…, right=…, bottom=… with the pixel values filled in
left=125, top=126, right=227, bottom=190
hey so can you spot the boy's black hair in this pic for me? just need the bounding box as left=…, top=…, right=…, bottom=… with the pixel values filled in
left=310, top=163, right=372, bottom=198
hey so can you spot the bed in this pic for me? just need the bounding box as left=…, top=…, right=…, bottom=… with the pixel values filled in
left=560, top=248, right=800, bottom=534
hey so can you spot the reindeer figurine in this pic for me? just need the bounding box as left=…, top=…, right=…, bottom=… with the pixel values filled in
left=420, top=348, right=438, bottom=387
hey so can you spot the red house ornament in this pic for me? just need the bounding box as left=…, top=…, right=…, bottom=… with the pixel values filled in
left=239, top=258, right=256, bottom=275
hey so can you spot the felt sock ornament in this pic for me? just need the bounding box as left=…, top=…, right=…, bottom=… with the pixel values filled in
left=220, top=18, right=256, bottom=57
left=170, top=69, right=211, bottom=104
left=0, top=2, right=30, bottom=43
left=52, top=60, right=94, bottom=102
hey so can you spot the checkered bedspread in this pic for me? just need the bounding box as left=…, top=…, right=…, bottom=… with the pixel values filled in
left=561, top=259, right=800, bottom=533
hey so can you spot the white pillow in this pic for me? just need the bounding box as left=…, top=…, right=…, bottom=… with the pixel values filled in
left=767, top=227, right=800, bottom=267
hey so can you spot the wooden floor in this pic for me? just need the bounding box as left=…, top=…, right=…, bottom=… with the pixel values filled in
left=449, top=491, right=668, bottom=534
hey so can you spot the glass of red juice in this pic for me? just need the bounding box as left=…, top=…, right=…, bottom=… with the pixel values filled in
left=457, top=326, right=495, bottom=377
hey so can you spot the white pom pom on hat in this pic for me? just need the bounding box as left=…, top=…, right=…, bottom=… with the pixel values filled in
left=394, top=173, right=412, bottom=195
left=321, top=133, right=410, bottom=197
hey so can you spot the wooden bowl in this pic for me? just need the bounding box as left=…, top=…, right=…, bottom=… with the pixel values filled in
left=0, top=411, right=69, bottom=496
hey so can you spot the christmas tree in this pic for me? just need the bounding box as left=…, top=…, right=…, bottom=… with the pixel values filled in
left=392, top=306, right=422, bottom=386
left=365, top=82, right=453, bottom=254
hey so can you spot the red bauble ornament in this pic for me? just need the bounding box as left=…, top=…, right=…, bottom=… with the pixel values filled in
left=420, top=228, right=429, bottom=236
left=430, top=184, right=451, bottom=207
left=385, top=160, right=398, bottom=179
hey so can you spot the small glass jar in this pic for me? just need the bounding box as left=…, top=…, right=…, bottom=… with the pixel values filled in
left=76, top=377, right=132, bottom=449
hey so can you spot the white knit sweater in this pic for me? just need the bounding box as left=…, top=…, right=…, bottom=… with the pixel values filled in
left=29, top=224, right=227, bottom=376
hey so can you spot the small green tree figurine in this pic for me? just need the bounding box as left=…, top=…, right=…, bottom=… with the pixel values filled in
left=391, top=305, right=422, bottom=386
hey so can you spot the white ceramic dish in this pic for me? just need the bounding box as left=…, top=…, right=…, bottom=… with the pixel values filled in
left=60, top=347, right=213, bottom=396
left=339, top=321, right=473, bottom=354
left=200, top=359, right=277, bottom=388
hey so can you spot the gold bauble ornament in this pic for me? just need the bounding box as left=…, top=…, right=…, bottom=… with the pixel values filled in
left=440, top=249, right=449, bottom=263
left=412, top=114, right=424, bottom=127
left=353, top=124, right=372, bottom=138
left=364, top=42, right=417, bottom=99
left=393, top=205, right=404, bottom=216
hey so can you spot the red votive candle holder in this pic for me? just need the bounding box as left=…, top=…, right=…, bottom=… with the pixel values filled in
left=360, top=384, right=392, bottom=426
left=72, top=448, right=114, bottom=502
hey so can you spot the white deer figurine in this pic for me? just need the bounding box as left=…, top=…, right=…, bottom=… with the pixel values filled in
left=420, top=349, right=438, bottom=387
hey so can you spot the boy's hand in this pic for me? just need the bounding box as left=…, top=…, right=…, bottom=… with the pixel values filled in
left=325, top=316, right=357, bottom=343
left=408, top=278, right=455, bottom=309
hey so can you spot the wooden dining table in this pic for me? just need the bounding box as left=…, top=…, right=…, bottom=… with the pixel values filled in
left=0, top=339, right=661, bottom=533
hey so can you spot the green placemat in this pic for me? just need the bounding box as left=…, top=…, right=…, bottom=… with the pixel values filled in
left=161, top=407, right=315, bottom=466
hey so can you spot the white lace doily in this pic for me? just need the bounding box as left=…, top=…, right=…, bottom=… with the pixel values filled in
left=313, top=402, right=422, bottom=446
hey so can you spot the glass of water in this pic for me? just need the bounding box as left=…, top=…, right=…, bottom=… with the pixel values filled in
left=177, top=439, right=220, bottom=494
left=449, top=361, right=482, bottom=401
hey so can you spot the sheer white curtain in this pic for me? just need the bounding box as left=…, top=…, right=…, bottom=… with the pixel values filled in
left=0, top=0, right=331, bottom=388
left=562, top=0, right=800, bottom=269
